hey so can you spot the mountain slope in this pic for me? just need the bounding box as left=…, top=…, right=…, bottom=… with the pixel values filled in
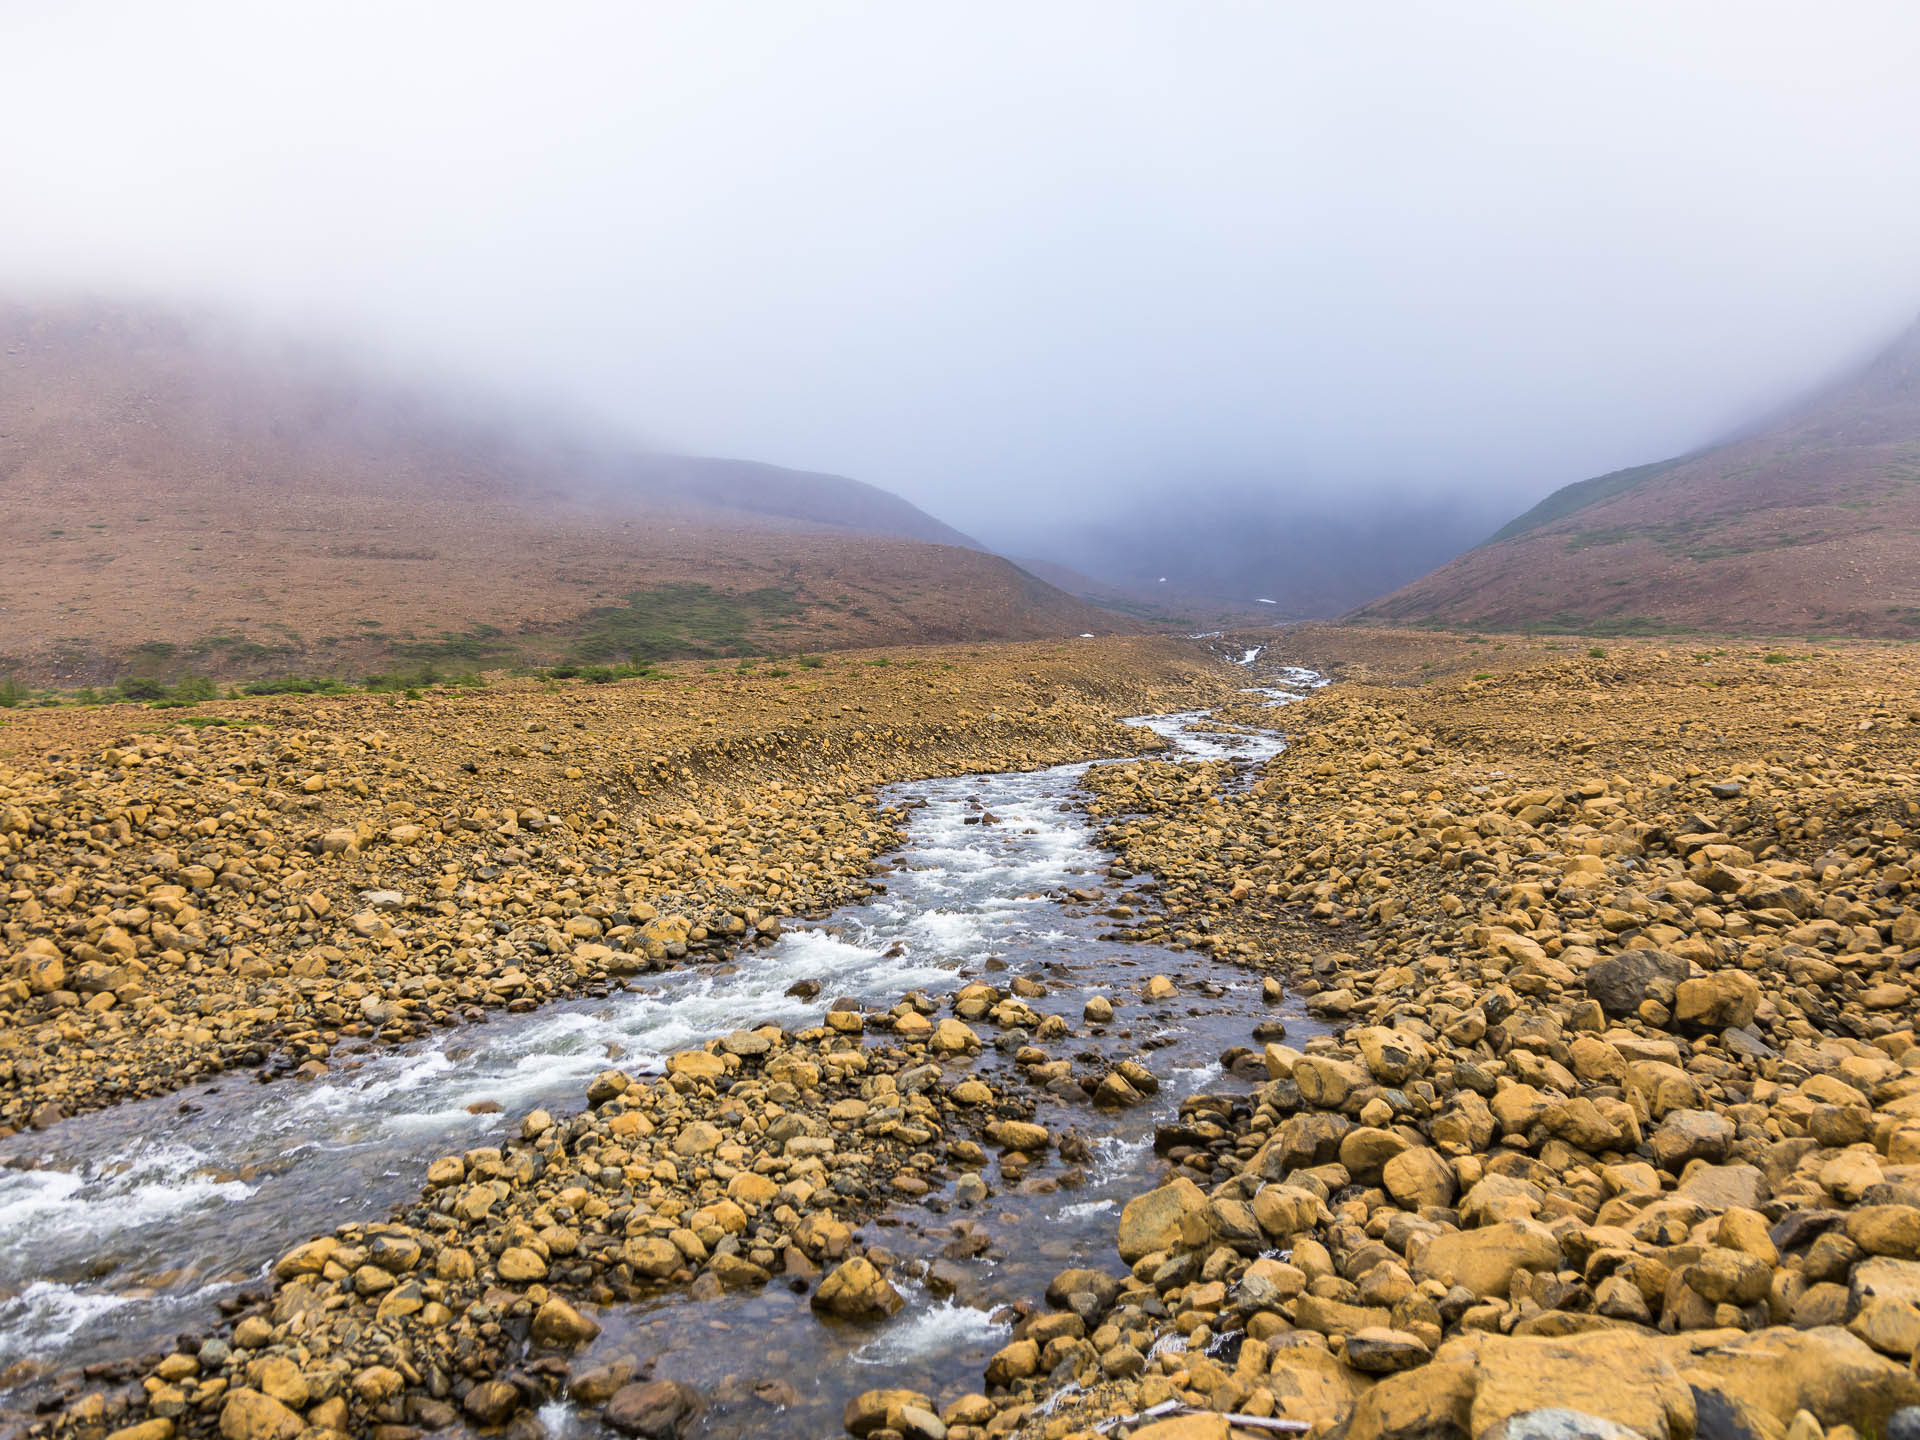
left=0, top=300, right=1114, bottom=684
left=1354, top=317, right=1920, bottom=636
left=609, top=454, right=982, bottom=549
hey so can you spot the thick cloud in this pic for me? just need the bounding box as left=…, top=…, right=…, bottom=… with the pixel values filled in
left=3, top=1, right=1918, bottom=556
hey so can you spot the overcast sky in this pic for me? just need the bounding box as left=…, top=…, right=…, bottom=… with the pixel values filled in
left=4, top=1, right=1919, bottom=543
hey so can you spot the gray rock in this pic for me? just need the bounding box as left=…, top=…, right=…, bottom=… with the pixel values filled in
left=1584, top=948, right=1692, bottom=1017
left=1484, top=1409, right=1653, bottom=1440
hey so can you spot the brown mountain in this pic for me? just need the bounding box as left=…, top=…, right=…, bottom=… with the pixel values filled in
left=0, top=300, right=1117, bottom=685
left=1353, top=317, right=1920, bottom=637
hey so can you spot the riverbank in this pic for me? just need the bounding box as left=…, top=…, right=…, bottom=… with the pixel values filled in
left=965, top=629, right=1920, bottom=1440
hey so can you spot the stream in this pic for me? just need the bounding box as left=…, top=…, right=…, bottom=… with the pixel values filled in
left=0, top=664, right=1324, bottom=1434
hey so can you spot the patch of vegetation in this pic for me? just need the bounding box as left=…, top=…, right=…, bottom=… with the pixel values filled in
left=147, top=673, right=218, bottom=708
left=1762, top=653, right=1799, bottom=664
left=796, top=655, right=826, bottom=669
left=242, top=676, right=352, bottom=695
left=365, top=665, right=486, bottom=693
left=866, top=657, right=891, bottom=667
left=173, top=715, right=263, bottom=729
left=385, top=625, right=513, bottom=665
left=543, top=662, right=657, bottom=683
left=1587, top=647, right=1607, bottom=658
left=563, top=585, right=801, bottom=665
left=188, top=634, right=300, bottom=665
left=1523, top=614, right=1696, bottom=637
left=0, top=678, right=27, bottom=708
left=1567, top=515, right=1838, bottom=564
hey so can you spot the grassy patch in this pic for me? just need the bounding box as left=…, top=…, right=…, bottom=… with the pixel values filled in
left=385, top=624, right=513, bottom=665
left=242, top=676, right=353, bottom=695
left=365, top=665, right=486, bottom=692
left=563, top=585, right=801, bottom=665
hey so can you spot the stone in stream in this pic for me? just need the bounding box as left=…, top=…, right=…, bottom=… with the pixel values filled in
left=811, top=1256, right=905, bottom=1320
left=844, top=1388, right=937, bottom=1438
left=530, top=1295, right=601, bottom=1347
left=604, top=1378, right=705, bottom=1438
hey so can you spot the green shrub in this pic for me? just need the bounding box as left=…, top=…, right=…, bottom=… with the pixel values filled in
left=243, top=676, right=349, bottom=696
left=1587, top=647, right=1607, bottom=658
left=116, top=676, right=169, bottom=701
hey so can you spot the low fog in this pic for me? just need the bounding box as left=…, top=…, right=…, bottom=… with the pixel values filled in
left=5, top=2, right=1920, bottom=602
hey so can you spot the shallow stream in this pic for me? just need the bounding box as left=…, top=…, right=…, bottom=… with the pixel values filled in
left=0, top=665, right=1323, bottom=1434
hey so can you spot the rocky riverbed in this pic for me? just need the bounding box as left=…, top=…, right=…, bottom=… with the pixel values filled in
left=9, top=629, right=1920, bottom=1440
left=953, top=630, right=1920, bottom=1440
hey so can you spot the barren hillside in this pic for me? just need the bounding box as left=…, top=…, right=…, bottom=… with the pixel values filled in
left=1354, top=316, right=1920, bottom=635
left=0, top=301, right=1115, bottom=684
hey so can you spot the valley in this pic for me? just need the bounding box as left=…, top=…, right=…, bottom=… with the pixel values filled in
left=4, top=628, right=1919, bottom=1440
